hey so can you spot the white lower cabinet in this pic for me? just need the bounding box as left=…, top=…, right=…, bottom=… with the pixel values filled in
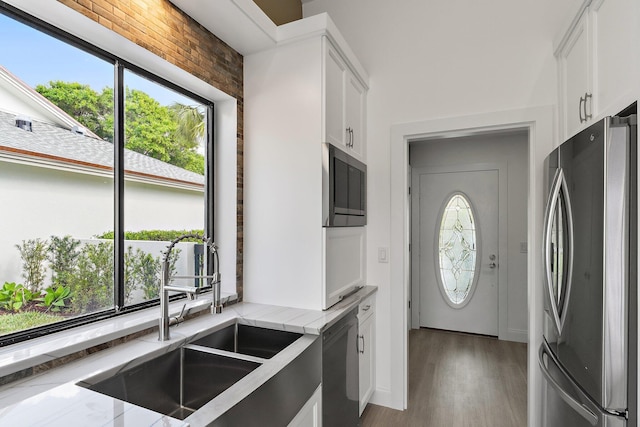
left=288, top=385, right=322, bottom=427
left=358, top=295, right=376, bottom=415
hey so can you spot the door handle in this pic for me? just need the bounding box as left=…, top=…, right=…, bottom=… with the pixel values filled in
left=543, top=168, right=575, bottom=335
left=489, top=262, right=497, bottom=269
left=538, top=342, right=598, bottom=425
left=579, top=96, right=585, bottom=123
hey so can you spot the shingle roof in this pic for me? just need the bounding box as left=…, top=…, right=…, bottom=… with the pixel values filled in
left=0, top=110, right=205, bottom=187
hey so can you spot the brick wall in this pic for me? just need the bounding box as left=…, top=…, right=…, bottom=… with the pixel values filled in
left=57, top=0, right=245, bottom=298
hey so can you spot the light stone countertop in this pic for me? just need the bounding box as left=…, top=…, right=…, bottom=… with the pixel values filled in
left=0, top=286, right=377, bottom=426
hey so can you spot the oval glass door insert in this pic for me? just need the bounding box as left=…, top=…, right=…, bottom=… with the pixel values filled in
left=437, top=193, right=479, bottom=306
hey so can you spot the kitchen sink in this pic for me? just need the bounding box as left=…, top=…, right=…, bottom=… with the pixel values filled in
left=190, top=323, right=302, bottom=359
left=79, top=347, right=260, bottom=420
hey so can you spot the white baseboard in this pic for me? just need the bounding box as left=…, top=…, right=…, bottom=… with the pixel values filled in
left=505, top=328, right=528, bottom=343
left=368, top=387, right=404, bottom=411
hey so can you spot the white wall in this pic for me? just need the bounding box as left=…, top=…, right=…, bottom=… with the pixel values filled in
left=302, top=0, right=582, bottom=422
left=409, top=131, right=528, bottom=340
left=0, top=160, right=204, bottom=291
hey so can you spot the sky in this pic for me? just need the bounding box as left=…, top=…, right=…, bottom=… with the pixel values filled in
left=0, top=13, right=196, bottom=107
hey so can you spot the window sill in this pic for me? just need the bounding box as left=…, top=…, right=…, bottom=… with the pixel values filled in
left=0, top=292, right=237, bottom=384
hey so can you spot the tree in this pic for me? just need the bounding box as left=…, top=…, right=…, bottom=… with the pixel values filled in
left=124, top=88, right=177, bottom=163
left=169, top=103, right=206, bottom=174
left=35, top=81, right=113, bottom=141
left=36, top=81, right=205, bottom=174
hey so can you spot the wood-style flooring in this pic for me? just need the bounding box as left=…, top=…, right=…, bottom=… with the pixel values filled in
left=361, top=328, right=528, bottom=427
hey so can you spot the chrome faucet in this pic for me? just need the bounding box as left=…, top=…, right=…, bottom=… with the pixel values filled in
left=159, top=234, right=222, bottom=341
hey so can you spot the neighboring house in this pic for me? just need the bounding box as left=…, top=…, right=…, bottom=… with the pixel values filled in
left=0, top=65, right=204, bottom=288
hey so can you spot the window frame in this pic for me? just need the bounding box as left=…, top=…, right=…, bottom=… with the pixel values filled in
left=0, top=3, right=216, bottom=346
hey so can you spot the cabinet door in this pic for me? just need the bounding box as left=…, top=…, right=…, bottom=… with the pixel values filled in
left=324, top=41, right=346, bottom=148
left=345, top=73, right=366, bottom=161
left=324, top=227, right=366, bottom=309
left=591, top=0, right=639, bottom=115
left=558, top=9, right=591, bottom=138
left=288, top=385, right=322, bottom=427
left=359, top=312, right=375, bottom=415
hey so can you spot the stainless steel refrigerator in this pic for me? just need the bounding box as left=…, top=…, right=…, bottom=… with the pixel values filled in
left=540, top=109, right=637, bottom=427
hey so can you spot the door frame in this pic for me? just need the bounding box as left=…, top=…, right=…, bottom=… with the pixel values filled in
left=410, top=162, right=507, bottom=336
left=388, top=106, right=555, bottom=427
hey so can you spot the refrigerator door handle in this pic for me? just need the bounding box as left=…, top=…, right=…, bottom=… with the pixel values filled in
left=542, top=168, right=575, bottom=334
left=539, top=342, right=599, bottom=426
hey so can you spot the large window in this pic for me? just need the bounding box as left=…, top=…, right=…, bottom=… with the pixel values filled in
left=0, top=7, right=214, bottom=344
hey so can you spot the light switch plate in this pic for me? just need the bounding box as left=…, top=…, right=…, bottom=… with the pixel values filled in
left=378, top=247, right=388, bottom=263
left=520, top=242, right=527, bottom=253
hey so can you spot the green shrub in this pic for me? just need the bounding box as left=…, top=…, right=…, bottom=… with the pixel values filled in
left=15, top=239, right=48, bottom=293
left=68, top=241, right=114, bottom=314
left=127, top=247, right=180, bottom=301
left=96, top=229, right=204, bottom=242
left=47, top=235, right=81, bottom=287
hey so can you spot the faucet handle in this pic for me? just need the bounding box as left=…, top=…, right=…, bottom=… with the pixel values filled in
left=169, top=304, right=188, bottom=327
left=178, top=303, right=187, bottom=318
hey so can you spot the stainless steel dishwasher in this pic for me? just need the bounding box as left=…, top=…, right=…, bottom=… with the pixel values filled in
left=322, top=307, right=360, bottom=426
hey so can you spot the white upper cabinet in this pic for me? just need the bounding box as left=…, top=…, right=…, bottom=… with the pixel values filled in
left=555, top=0, right=639, bottom=139
left=323, top=38, right=367, bottom=162
left=325, top=43, right=347, bottom=149
left=558, top=8, right=591, bottom=138
left=591, top=0, right=639, bottom=113
left=345, top=72, right=366, bottom=160
left=244, top=15, right=369, bottom=310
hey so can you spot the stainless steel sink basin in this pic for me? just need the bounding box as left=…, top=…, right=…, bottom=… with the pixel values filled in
left=190, top=323, right=302, bottom=359
left=80, top=347, right=260, bottom=420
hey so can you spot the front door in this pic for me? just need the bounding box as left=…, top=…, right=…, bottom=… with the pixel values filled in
left=413, top=166, right=499, bottom=336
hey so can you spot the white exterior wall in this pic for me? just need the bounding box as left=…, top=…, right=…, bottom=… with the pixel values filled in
left=0, top=159, right=204, bottom=290
left=301, top=0, right=583, bottom=423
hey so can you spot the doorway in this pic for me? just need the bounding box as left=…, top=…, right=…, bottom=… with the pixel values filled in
left=409, top=130, right=528, bottom=340
left=388, top=107, right=553, bottom=424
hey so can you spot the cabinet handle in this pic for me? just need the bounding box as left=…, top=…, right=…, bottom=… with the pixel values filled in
left=584, top=92, right=592, bottom=121
left=579, top=96, right=585, bottom=123
left=358, top=334, right=365, bottom=354
left=346, top=127, right=354, bottom=148
left=361, top=304, right=371, bottom=312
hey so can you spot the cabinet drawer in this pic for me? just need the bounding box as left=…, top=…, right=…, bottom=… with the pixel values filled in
left=358, top=294, right=375, bottom=322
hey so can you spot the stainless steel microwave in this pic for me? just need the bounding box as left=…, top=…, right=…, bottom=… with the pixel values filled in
left=322, top=143, right=367, bottom=227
